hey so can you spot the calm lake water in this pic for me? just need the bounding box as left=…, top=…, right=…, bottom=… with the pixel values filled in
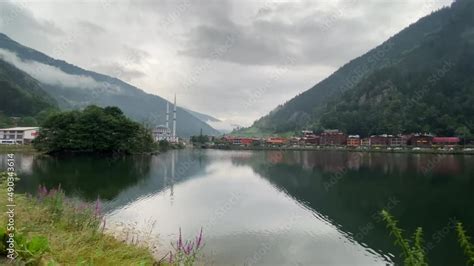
left=1, top=149, right=473, bottom=265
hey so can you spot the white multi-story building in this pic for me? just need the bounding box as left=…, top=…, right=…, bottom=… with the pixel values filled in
left=153, top=125, right=172, bottom=142
left=153, top=95, right=178, bottom=143
left=0, top=127, right=40, bottom=144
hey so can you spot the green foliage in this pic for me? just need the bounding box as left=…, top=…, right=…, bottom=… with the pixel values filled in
left=0, top=59, right=57, bottom=118
left=1, top=227, right=50, bottom=264
left=381, top=210, right=428, bottom=266
left=456, top=223, right=474, bottom=265
left=190, top=134, right=210, bottom=144
left=159, top=139, right=171, bottom=151
left=0, top=172, right=156, bottom=264
left=33, top=105, right=156, bottom=154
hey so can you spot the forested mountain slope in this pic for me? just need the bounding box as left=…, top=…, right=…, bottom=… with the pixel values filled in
left=247, top=0, right=473, bottom=137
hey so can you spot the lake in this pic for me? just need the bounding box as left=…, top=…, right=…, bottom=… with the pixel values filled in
left=1, top=149, right=473, bottom=265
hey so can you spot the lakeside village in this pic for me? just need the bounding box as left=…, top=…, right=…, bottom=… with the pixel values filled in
left=2, top=126, right=474, bottom=154
left=0, top=96, right=472, bottom=154
left=197, top=130, right=474, bottom=153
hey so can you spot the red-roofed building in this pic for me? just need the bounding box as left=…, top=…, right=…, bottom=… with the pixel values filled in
left=320, top=130, right=347, bottom=146
left=266, top=137, right=288, bottom=145
left=432, top=137, right=460, bottom=146
left=410, top=134, right=434, bottom=147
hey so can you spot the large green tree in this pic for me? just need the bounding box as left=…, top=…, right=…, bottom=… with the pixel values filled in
left=33, top=106, right=155, bottom=153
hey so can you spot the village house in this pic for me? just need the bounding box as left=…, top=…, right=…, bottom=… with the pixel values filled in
left=223, top=136, right=257, bottom=146
left=388, top=135, right=407, bottom=147
left=266, top=137, right=288, bottom=146
left=320, top=129, right=347, bottom=146
left=301, top=130, right=320, bottom=145
left=410, top=133, right=434, bottom=147
left=0, top=127, right=40, bottom=144
left=369, top=134, right=389, bottom=147
left=432, top=137, right=460, bottom=146
left=347, top=135, right=361, bottom=147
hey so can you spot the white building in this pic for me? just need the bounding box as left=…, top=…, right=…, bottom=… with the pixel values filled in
left=153, top=125, right=171, bottom=142
left=0, top=127, right=40, bottom=144
left=153, top=95, right=178, bottom=143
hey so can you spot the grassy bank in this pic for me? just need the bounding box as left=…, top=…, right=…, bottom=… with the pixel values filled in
left=0, top=145, right=37, bottom=153
left=0, top=173, right=156, bottom=265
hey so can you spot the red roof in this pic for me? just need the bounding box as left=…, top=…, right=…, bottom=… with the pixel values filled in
left=432, top=137, right=460, bottom=143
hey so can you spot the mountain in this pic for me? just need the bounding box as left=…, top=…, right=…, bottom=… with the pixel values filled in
left=246, top=0, right=474, bottom=137
left=184, top=108, right=221, bottom=123
left=0, top=58, right=56, bottom=117
left=184, top=108, right=240, bottom=134
left=0, top=33, right=220, bottom=137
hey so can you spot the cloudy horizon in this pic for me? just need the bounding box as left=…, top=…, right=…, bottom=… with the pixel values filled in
left=0, top=0, right=453, bottom=127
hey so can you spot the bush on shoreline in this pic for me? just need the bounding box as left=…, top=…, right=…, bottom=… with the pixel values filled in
left=33, top=105, right=156, bottom=154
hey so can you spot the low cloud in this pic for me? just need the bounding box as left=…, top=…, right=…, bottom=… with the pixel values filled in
left=206, top=120, right=240, bottom=133
left=0, top=48, right=120, bottom=93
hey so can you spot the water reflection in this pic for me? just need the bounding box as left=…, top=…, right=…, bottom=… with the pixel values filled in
left=106, top=152, right=389, bottom=265
left=1, top=150, right=472, bottom=265
left=1, top=154, right=153, bottom=200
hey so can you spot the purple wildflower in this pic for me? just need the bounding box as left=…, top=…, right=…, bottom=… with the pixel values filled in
left=168, top=251, right=173, bottom=264
left=94, top=197, right=101, bottom=217
left=177, top=227, right=183, bottom=251
left=196, top=227, right=203, bottom=249
left=184, top=241, right=194, bottom=255
left=37, top=185, right=48, bottom=199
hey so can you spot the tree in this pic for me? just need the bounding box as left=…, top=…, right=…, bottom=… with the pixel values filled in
left=33, top=105, right=155, bottom=154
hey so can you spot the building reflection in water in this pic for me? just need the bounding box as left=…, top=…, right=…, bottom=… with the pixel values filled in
left=256, top=150, right=462, bottom=176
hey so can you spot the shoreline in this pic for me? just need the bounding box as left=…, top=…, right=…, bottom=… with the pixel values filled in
left=208, top=145, right=474, bottom=155
left=0, top=144, right=38, bottom=154
left=0, top=173, right=157, bottom=265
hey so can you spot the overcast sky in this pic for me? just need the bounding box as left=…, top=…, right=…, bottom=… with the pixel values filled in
left=0, top=0, right=453, bottom=126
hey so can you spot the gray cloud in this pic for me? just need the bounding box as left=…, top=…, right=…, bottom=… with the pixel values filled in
left=77, top=21, right=107, bottom=34
left=0, top=0, right=454, bottom=126
left=0, top=48, right=121, bottom=93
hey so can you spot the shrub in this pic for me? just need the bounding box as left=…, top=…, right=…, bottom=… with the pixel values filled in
left=381, top=210, right=428, bottom=266
left=167, top=227, right=204, bottom=266
left=456, top=223, right=474, bottom=265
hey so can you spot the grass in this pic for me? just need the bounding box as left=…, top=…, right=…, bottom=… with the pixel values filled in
left=231, top=126, right=295, bottom=138
left=0, top=144, right=37, bottom=153
left=0, top=173, right=156, bottom=265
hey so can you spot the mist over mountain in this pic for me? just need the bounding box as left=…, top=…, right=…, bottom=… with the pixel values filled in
left=244, top=0, right=474, bottom=137
left=0, top=58, right=56, bottom=117
left=0, top=33, right=220, bottom=136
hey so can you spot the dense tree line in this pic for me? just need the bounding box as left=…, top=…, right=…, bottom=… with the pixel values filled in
left=33, top=106, right=155, bottom=154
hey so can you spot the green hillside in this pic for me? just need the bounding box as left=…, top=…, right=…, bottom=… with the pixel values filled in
left=0, top=59, right=57, bottom=126
left=245, top=0, right=474, bottom=137
left=320, top=0, right=474, bottom=137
